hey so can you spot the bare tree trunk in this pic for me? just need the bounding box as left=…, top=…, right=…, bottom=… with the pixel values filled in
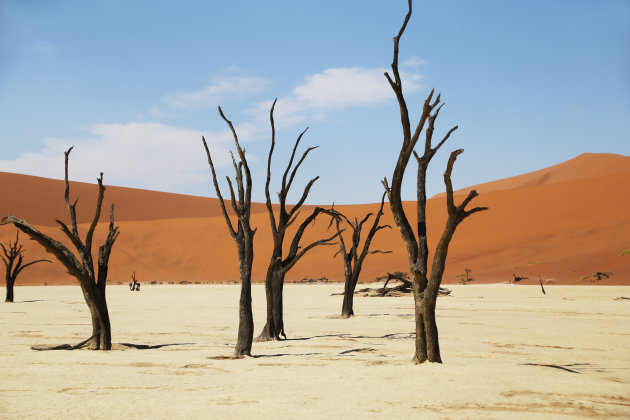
left=341, top=272, right=357, bottom=318
left=382, top=0, right=487, bottom=363
left=235, top=242, right=254, bottom=356
left=203, top=106, right=256, bottom=357
left=77, top=277, right=112, bottom=350
left=5, top=275, right=14, bottom=303
left=259, top=267, right=286, bottom=341
left=423, top=284, right=441, bottom=362
left=334, top=192, right=390, bottom=318
left=257, top=99, right=340, bottom=341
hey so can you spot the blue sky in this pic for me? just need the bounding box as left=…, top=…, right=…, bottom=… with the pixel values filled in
left=1, top=0, right=628, bottom=204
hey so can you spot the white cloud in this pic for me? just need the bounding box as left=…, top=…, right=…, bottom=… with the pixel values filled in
left=2, top=65, right=423, bottom=195
left=246, top=66, right=422, bottom=129
left=0, top=123, right=236, bottom=193
left=292, top=67, right=395, bottom=108
left=164, top=75, right=269, bottom=109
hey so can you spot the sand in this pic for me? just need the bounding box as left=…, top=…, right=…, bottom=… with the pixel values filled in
left=1, top=284, right=629, bottom=419
left=1, top=153, right=629, bottom=286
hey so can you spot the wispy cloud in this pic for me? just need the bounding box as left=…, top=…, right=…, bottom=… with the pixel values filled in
left=163, top=74, right=269, bottom=109
left=292, top=67, right=396, bottom=108
left=403, top=55, right=427, bottom=68
left=0, top=123, right=235, bottom=193
left=147, top=107, right=170, bottom=120
left=246, top=66, right=422, bottom=129
left=3, top=65, right=422, bottom=194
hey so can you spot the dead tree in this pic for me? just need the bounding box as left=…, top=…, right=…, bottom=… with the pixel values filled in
left=512, top=274, right=527, bottom=283
left=257, top=99, right=341, bottom=341
left=378, top=272, right=413, bottom=296
left=457, top=268, right=473, bottom=285
left=129, top=271, right=140, bottom=291
left=381, top=0, right=488, bottom=363
left=332, top=192, right=391, bottom=317
left=377, top=271, right=450, bottom=296
left=202, top=107, right=256, bottom=357
left=1, top=146, right=119, bottom=350
left=580, top=271, right=613, bottom=282
left=1, top=232, right=51, bottom=302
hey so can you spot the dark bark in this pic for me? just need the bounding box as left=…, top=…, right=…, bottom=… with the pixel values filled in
left=340, top=273, right=357, bottom=317
left=256, top=99, right=341, bottom=341
left=382, top=0, right=488, bottom=363
left=1, top=232, right=51, bottom=302
left=1, top=147, right=119, bottom=350
left=333, top=192, right=391, bottom=318
left=203, top=106, right=256, bottom=357
left=5, top=278, right=14, bottom=302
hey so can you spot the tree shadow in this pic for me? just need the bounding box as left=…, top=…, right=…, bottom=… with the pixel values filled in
left=286, top=332, right=413, bottom=341
left=522, top=363, right=589, bottom=374
left=339, top=347, right=377, bottom=355
left=252, top=352, right=324, bottom=358
left=16, top=300, right=44, bottom=303
left=284, top=333, right=350, bottom=341
left=118, top=342, right=195, bottom=350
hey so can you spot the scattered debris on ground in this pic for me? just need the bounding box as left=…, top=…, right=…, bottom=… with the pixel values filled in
left=298, top=277, right=329, bottom=284
left=333, top=272, right=451, bottom=297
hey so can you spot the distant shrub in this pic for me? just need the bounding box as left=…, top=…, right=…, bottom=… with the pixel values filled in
left=580, top=271, right=613, bottom=282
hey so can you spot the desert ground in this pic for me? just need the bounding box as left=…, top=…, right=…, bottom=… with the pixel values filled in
left=1, top=283, right=629, bottom=419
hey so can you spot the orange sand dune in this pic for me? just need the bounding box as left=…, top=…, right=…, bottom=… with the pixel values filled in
left=0, top=172, right=269, bottom=226
left=1, top=153, right=628, bottom=286
left=437, top=152, right=630, bottom=196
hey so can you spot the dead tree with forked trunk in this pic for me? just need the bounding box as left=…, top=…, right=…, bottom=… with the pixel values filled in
left=382, top=0, right=488, bottom=363
left=202, top=107, right=256, bottom=357
left=1, top=232, right=51, bottom=302
left=257, top=99, right=342, bottom=342
left=1, top=146, right=119, bottom=350
left=332, top=191, right=391, bottom=317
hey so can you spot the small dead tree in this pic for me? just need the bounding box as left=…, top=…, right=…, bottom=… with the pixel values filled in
left=457, top=268, right=473, bottom=285
left=580, top=271, right=613, bottom=283
left=512, top=274, right=527, bottom=283
left=1, top=146, right=119, bottom=350
left=1, top=232, right=51, bottom=302
left=129, top=271, right=140, bottom=291
left=257, top=99, right=342, bottom=341
left=381, top=0, right=488, bottom=363
left=332, top=192, right=391, bottom=317
left=202, top=107, right=256, bottom=357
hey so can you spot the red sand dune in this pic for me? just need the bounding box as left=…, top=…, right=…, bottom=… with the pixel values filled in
left=1, top=153, right=628, bottom=286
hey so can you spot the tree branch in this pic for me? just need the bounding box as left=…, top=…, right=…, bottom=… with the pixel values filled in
left=201, top=136, right=237, bottom=238
left=266, top=98, right=278, bottom=238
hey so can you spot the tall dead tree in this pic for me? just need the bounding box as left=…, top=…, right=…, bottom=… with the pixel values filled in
left=332, top=192, right=391, bottom=317
left=1, top=232, right=51, bottom=302
left=203, top=107, right=256, bottom=357
left=257, top=99, right=341, bottom=342
left=382, top=0, right=488, bottom=363
left=1, top=147, right=119, bottom=349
